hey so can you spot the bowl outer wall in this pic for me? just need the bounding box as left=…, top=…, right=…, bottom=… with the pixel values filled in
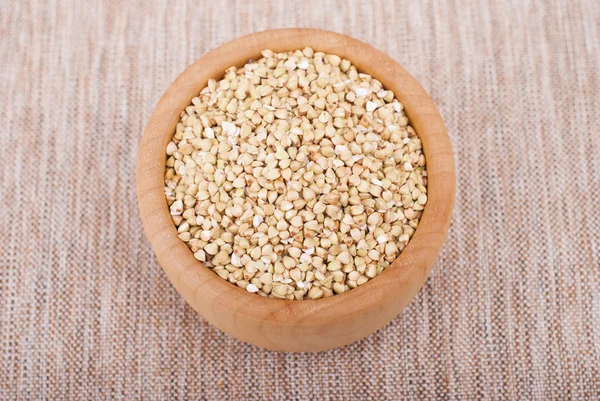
left=136, top=28, right=455, bottom=352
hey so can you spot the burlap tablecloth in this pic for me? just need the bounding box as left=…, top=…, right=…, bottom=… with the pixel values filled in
left=2, top=0, right=599, bottom=399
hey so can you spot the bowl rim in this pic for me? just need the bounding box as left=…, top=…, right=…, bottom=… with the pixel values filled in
left=137, top=28, right=455, bottom=333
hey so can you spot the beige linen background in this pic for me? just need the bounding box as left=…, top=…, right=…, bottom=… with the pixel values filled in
left=1, top=0, right=599, bottom=399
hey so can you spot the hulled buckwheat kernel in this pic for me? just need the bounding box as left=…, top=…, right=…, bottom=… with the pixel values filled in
left=164, top=48, right=427, bottom=300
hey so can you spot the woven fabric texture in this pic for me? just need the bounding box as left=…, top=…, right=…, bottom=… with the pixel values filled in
left=2, top=0, right=599, bottom=399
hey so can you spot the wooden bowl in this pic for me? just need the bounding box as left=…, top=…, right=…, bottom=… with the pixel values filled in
left=137, top=28, right=455, bottom=352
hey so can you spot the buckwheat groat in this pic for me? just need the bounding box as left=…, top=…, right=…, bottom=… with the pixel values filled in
left=164, top=48, right=427, bottom=300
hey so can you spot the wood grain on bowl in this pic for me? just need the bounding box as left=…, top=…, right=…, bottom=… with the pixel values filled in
left=137, top=28, right=455, bottom=352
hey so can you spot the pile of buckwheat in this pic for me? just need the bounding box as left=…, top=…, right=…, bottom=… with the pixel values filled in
left=164, top=48, right=427, bottom=300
